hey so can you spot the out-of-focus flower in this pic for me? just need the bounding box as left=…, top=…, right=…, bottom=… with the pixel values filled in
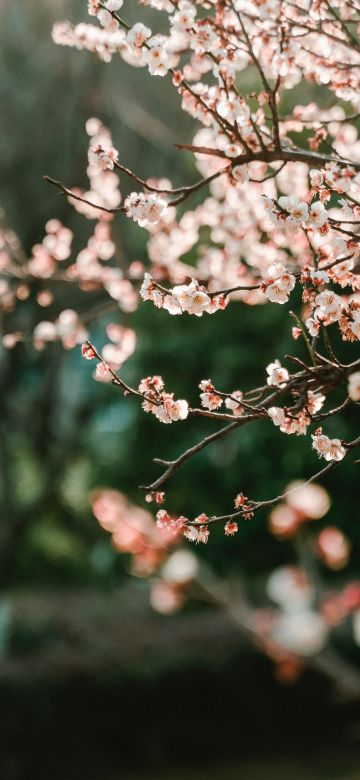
left=267, top=566, right=314, bottom=610
left=348, top=371, right=360, bottom=401
left=317, top=527, right=351, bottom=570
left=150, top=581, right=185, bottom=614
left=272, top=610, right=328, bottom=657
left=285, top=481, right=330, bottom=520
left=161, top=549, right=199, bottom=584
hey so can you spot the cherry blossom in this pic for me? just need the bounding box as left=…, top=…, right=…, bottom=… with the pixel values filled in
left=125, top=192, right=168, bottom=226
left=127, top=23, right=152, bottom=48
left=3, top=0, right=360, bottom=658
left=312, top=433, right=346, bottom=462
left=348, top=371, right=360, bottom=402
left=265, top=264, right=296, bottom=305
left=266, top=360, right=289, bottom=388
left=317, top=527, right=351, bottom=570
left=224, top=521, right=238, bottom=536
left=199, top=382, right=223, bottom=410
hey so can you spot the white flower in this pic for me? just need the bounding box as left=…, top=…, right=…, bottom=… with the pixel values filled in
left=140, top=272, right=153, bottom=300
left=278, top=195, right=309, bottom=223
left=348, top=371, right=360, bottom=401
left=305, top=317, right=320, bottom=337
left=307, top=391, right=325, bottom=414
left=88, top=1, right=99, bottom=16
left=224, top=143, right=242, bottom=158
left=155, top=397, right=189, bottom=424
left=183, top=526, right=200, bottom=543
left=309, top=269, right=329, bottom=284
left=232, top=165, right=249, bottom=184
left=217, top=97, right=249, bottom=124
left=33, top=321, right=57, bottom=344
left=267, top=566, right=314, bottom=609
left=266, top=279, right=294, bottom=304
left=272, top=611, right=328, bottom=657
left=104, top=0, right=123, bottom=10
left=353, top=610, right=360, bottom=647
left=200, top=392, right=222, bottom=410
left=262, top=195, right=274, bottom=212
left=127, top=23, right=152, bottom=48
left=190, top=24, right=218, bottom=53
left=97, top=152, right=116, bottom=171
left=161, top=549, right=199, bottom=584
left=170, top=282, right=211, bottom=316
left=312, top=434, right=346, bottom=461
left=314, top=289, right=343, bottom=322
left=224, top=390, right=243, bottom=415
left=125, top=192, right=168, bottom=226
left=309, top=169, right=323, bottom=188
left=171, top=284, right=193, bottom=311
left=171, top=2, right=197, bottom=31
left=350, top=315, right=360, bottom=340
left=268, top=406, right=286, bottom=427
left=89, top=145, right=118, bottom=171
left=163, top=294, right=183, bottom=315
left=146, top=40, right=170, bottom=76
left=307, top=200, right=328, bottom=228
left=188, top=289, right=211, bottom=315
left=97, top=8, right=114, bottom=28
left=266, top=360, right=289, bottom=387
left=169, top=399, right=189, bottom=421
left=265, top=264, right=296, bottom=304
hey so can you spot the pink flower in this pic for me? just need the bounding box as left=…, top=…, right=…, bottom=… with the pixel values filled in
left=224, top=520, right=238, bottom=536
left=188, top=289, right=211, bottom=316
left=90, top=145, right=119, bottom=171
left=312, top=433, right=346, bottom=461
left=266, top=360, right=289, bottom=387
left=225, top=390, right=243, bottom=416
left=81, top=343, right=96, bottom=360
left=317, top=527, right=350, bottom=570
left=265, top=264, right=296, bottom=304
left=348, top=371, right=360, bottom=401
left=183, top=526, right=200, bottom=543
left=127, top=23, right=152, bottom=48
left=278, top=195, right=309, bottom=224
left=268, top=406, right=286, bottom=427
left=194, top=513, right=208, bottom=524
left=308, top=200, right=328, bottom=228
left=234, top=493, right=248, bottom=509
left=146, top=39, right=170, bottom=76
left=94, top=362, right=111, bottom=382
left=200, top=391, right=223, bottom=410
left=104, top=0, right=123, bottom=11
left=306, top=391, right=325, bottom=414
left=156, top=509, right=171, bottom=528
left=125, top=193, right=168, bottom=226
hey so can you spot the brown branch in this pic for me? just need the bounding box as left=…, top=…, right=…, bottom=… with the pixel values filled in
left=43, top=176, right=125, bottom=214
left=140, top=414, right=263, bottom=492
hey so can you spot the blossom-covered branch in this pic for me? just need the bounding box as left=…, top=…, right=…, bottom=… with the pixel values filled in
left=2, top=0, right=360, bottom=548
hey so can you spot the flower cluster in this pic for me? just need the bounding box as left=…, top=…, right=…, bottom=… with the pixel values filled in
left=5, top=0, right=360, bottom=684
left=312, top=430, right=346, bottom=462
left=155, top=510, right=209, bottom=544
left=139, top=375, right=189, bottom=423
left=263, top=263, right=296, bottom=305
left=266, top=360, right=289, bottom=388
left=140, top=274, right=227, bottom=316
left=264, top=196, right=329, bottom=232
left=125, top=193, right=168, bottom=227
left=268, top=391, right=325, bottom=436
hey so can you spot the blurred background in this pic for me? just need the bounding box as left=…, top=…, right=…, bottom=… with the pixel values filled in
left=0, top=1, right=359, bottom=778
